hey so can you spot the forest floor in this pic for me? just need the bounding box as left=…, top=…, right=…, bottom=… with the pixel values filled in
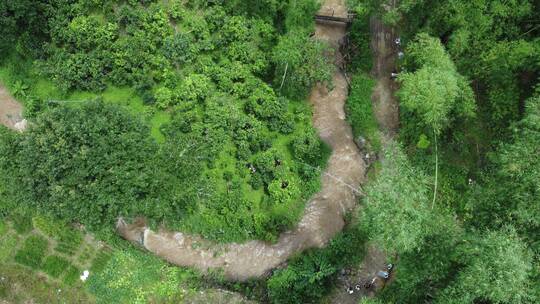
left=0, top=83, right=23, bottom=130
left=117, top=0, right=369, bottom=281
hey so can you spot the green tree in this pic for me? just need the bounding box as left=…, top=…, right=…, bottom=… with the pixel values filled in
left=362, top=143, right=440, bottom=253
left=0, top=101, right=159, bottom=228
left=436, top=228, right=534, bottom=304
left=470, top=96, right=540, bottom=250
left=272, top=30, right=334, bottom=99
left=398, top=33, right=475, bottom=135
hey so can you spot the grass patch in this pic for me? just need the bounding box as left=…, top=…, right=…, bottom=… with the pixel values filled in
left=0, top=233, right=19, bottom=262
left=63, top=264, right=81, bottom=286
left=0, top=263, right=90, bottom=303
left=42, top=255, right=71, bottom=278
left=55, top=229, right=83, bottom=256
left=346, top=73, right=381, bottom=152
left=87, top=249, right=198, bottom=303
left=77, top=244, right=96, bottom=265
left=0, top=220, right=7, bottom=236
left=12, top=213, right=33, bottom=234
left=14, top=234, right=49, bottom=269
left=90, top=249, right=113, bottom=273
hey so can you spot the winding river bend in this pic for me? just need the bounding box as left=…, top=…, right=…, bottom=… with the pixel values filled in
left=117, top=0, right=368, bottom=281
left=0, top=0, right=373, bottom=283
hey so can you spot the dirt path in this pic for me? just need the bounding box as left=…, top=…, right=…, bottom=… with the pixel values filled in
left=0, top=84, right=24, bottom=130
left=328, top=4, right=401, bottom=304
left=118, top=0, right=368, bottom=281
left=370, top=15, right=400, bottom=138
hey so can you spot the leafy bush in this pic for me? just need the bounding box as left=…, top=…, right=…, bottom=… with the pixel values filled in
left=272, top=30, right=334, bottom=99
left=42, top=255, right=70, bottom=278
left=291, top=128, right=326, bottom=166
left=14, top=235, right=48, bottom=269
left=398, top=33, right=475, bottom=136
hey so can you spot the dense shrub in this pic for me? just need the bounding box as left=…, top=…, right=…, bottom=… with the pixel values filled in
left=291, top=128, right=326, bottom=165
left=272, top=30, right=334, bottom=99
left=1, top=101, right=160, bottom=229
left=0, top=0, right=331, bottom=244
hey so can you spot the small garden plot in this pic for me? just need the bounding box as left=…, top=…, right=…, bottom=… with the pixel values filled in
left=42, top=255, right=70, bottom=278
left=63, top=264, right=81, bottom=286
left=55, top=230, right=83, bottom=256
left=14, top=234, right=48, bottom=269
left=89, top=248, right=113, bottom=273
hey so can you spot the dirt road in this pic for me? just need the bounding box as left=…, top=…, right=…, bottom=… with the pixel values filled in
left=370, top=15, right=400, bottom=137
left=118, top=0, right=368, bottom=281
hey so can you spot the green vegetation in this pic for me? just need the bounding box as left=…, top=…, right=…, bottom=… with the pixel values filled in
left=0, top=0, right=332, bottom=243
left=14, top=234, right=48, bottom=269
left=267, top=224, right=367, bottom=303
left=351, top=1, right=540, bottom=304
left=87, top=249, right=200, bottom=303
left=0, top=215, right=227, bottom=303
left=42, top=255, right=71, bottom=278
left=398, top=33, right=475, bottom=137
left=0, top=0, right=539, bottom=303
left=346, top=74, right=380, bottom=151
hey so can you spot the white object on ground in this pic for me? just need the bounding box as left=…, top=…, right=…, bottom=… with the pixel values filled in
left=14, top=119, right=27, bottom=132
left=80, top=270, right=90, bottom=281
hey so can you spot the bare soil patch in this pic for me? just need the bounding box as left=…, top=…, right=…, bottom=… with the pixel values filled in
left=0, top=84, right=23, bottom=130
